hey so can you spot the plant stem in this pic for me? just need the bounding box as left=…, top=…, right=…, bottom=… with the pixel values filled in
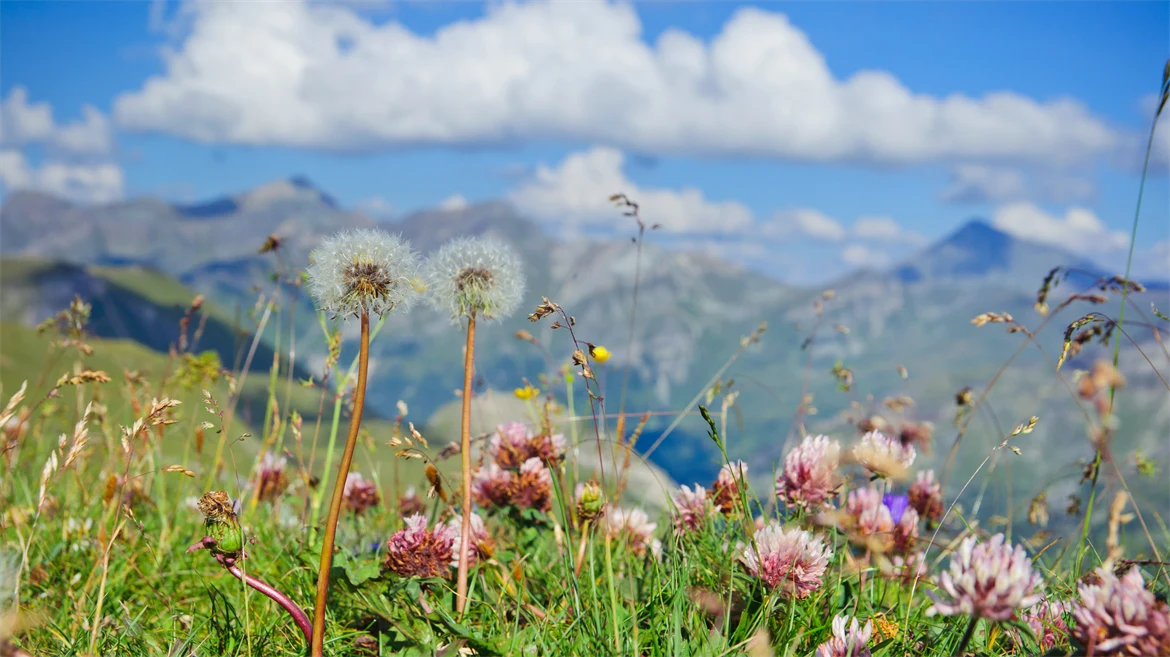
left=225, top=563, right=313, bottom=646
left=955, top=616, right=979, bottom=656
left=456, top=311, right=477, bottom=616
left=603, top=530, right=622, bottom=653
left=310, top=311, right=371, bottom=657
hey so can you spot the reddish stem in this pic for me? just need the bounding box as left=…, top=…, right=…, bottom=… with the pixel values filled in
left=225, top=563, right=313, bottom=645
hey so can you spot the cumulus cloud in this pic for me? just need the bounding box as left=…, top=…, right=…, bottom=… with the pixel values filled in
left=851, top=215, right=925, bottom=245
left=840, top=244, right=890, bottom=268
left=1, top=87, right=114, bottom=157
left=0, top=149, right=125, bottom=204
left=113, top=1, right=1119, bottom=167
left=509, top=147, right=753, bottom=234
left=940, top=164, right=1095, bottom=204
left=991, top=202, right=1128, bottom=254
left=763, top=208, right=845, bottom=241
left=437, top=193, right=469, bottom=212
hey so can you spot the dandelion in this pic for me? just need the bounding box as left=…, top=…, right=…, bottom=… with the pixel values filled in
left=671, top=485, right=712, bottom=533
left=776, top=435, right=842, bottom=511
left=908, top=470, right=943, bottom=525
left=423, top=236, right=525, bottom=323
left=384, top=514, right=458, bottom=579
left=423, top=235, right=525, bottom=616
left=342, top=473, right=381, bottom=515
left=1071, top=566, right=1170, bottom=656
left=605, top=507, right=661, bottom=558
left=816, top=614, right=874, bottom=657
left=712, top=460, right=749, bottom=514
left=306, top=228, right=421, bottom=319
left=928, top=533, right=1044, bottom=655
left=253, top=452, right=288, bottom=503
left=853, top=430, right=916, bottom=479
left=740, top=522, right=832, bottom=598
left=306, top=228, right=420, bottom=656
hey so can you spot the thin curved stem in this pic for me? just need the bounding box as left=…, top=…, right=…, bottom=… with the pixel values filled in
left=226, top=563, right=313, bottom=646
left=456, top=312, right=477, bottom=616
left=311, top=311, right=370, bottom=657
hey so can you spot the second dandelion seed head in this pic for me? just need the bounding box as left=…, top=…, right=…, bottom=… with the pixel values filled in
left=424, top=236, right=525, bottom=323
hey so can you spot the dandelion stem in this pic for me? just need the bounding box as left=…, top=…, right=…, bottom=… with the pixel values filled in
left=954, top=616, right=979, bottom=656
left=456, top=311, right=477, bottom=616
left=225, top=562, right=313, bottom=646
left=311, top=310, right=370, bottom=657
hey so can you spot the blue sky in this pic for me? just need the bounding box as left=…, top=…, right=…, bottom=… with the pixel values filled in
left=1, top=0, right=1167, bottom=283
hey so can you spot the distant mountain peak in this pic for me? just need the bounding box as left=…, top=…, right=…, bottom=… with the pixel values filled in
left=175, top=176, right=339, bottom=218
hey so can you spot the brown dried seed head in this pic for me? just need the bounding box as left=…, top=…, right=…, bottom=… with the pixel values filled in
left=197, top=490, right=236, bottom=522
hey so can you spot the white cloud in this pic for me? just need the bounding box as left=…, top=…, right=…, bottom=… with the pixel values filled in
left=0, top=149, right=125, bottom=204
left=851, top=215, right=926, bottom=246
left=0, top=87, right=114, bottom=157
left=841, top=244, right=890, bottom=268
left=763, top=208, right=845, bottom=241
left=991, top=202, right=1128, bottom=254
left=113, top=1, right=1119, bottom=167
left=355, top=195, right=394, bottom=216
left=940, top=164, right=1095, bottom=204
left=437, top=193, right=468, bottom=212
left=509, top=147, right=753, bottom=235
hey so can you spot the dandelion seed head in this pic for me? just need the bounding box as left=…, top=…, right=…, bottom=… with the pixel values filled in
left=423, top=236, right=525, bottom=322
left=307, top=229, right=421, bottom=318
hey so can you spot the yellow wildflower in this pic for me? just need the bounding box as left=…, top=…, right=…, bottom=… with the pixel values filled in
left=589, top=345, right=611, bottom=364
left=514, top=384, right=540, bottom=400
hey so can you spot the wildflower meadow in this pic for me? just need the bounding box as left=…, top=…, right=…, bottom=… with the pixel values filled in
left=1, top=27, right=1170, bottom=657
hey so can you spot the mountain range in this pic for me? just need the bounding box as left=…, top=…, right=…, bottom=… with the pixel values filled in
left=2, top=178, right=1167, bottom=533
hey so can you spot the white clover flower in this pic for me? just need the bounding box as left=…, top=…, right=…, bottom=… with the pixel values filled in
left=306, top=229, right=422, bottom=318
left=422, top=236, right=525, bottom=323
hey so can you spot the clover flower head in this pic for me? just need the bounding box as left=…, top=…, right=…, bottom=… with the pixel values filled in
left=472, top=462, right=514, bottom=508
left=605, top=507, right=661, bottom=558
left=671, top=484, right=713, bottom=533
left=776, top=435, right=842, bottom=510
left=489, top=421, right=565, bottom=468
left=816, top=614, right=875, bottom=657
left=740, top=522, right=832, bottom=598
left=447, top=511, right=495, bottom=566
left=307, top=228, right=421, bottom=318
left=383, top=513, right=458, bottom=579
left=253, top=452, right=288, bottom=503
left=512, top=457, right=553, bottom=512
left=853, top=430, right=916, bottom=479
left=712, top=460, right=749, bottom=514
left=342, top=472, right=381, bottom=515
left=399, top=485, right=426, bottom=517
left=927, top=533, right=1044, bottom=621
left=908, top=469, right=944, bottom=523
left=1071, top=566, right=1170, bottom=656
left=423, top=235, right=525, bottom=323
left=1011, top=599, right=1069, bottom=653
